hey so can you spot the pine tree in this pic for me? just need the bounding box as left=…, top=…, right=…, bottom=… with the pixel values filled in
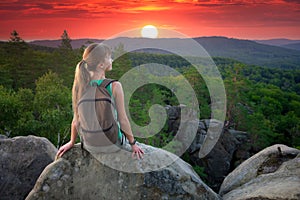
left=59, top=30, right=72, bottom=50
left=6, top=30, right=28, bottom=89
left=9, top=30, right=24, bottom=43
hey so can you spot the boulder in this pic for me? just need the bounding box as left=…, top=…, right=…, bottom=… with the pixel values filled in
left=189, top=130, right=239, bottom=191
left=0, top=135, right=57, bottom=200
left=219, top=144, right=300, bottom=200
left=26, top=143, right=221, bottom=200
left=187, top=121, right=249, bottom=192
left=165, top=105, right=181, bottom=133
left=0, top=134, right=8, bottom=139
left=165, top=106, right=253, bottom=193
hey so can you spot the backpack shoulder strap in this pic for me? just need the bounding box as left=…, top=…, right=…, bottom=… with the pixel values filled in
left=99, top=79, right=117, bottom=89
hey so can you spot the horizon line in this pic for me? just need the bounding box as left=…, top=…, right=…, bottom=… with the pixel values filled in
left=1, top=35, right=300, bottom=43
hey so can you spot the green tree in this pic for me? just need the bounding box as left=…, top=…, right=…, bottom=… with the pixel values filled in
left=9, top=30, right=24, bottom=43
left=14, top=88, right=37, bottom=136
left=5, top=30, right=30, bottom=89
left=247, top=112, right=278, bottom=151
left=52, top=30, right=80, bottom=87
left=59, top=30, right=72, bottom=50
left=259, top=96, right=282, bottom=117
left=34, top=71, right=72, bottom=146
left=0, top=86, right=21, bottom=136
left=223, top=63, right=248, bottom=129
left=183, top=66, right=211, bottom=119
left=274, top=112, right=300, bottom=147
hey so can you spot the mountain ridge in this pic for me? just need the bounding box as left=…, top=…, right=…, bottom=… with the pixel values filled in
left=254, top=38, right=300, bottom=46
left=254, top=38, right=300, bottom=51
left=29, top=36, right=300, bottom=69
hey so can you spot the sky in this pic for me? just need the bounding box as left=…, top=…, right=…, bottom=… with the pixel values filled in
left=1, top=0, right=300, bottom=41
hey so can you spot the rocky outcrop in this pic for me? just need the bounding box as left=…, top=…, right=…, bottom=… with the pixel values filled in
left=188, top=128, right=240, bottom=191
left=141, top=105, right=246, bottom=192
left=219, top=144, right=300, bottom=200
left=26, top=143, right=221, bottom=200
left=166, top=105, right=252, bottom=192
left=182, top=117, right=250, bottom=191
left=0, top=135, right=57, bottom=200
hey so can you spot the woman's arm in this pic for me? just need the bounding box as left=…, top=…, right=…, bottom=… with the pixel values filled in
left=69, top=117, right=78, bottom=145
left=112, top=81, right=134, bottom=143
left=56, top=116, right=78, bottom=158
left=112, top=81, right=144, bottom=159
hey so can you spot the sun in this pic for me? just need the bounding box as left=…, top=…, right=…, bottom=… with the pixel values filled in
left=141, top=25, right=158, bottom=38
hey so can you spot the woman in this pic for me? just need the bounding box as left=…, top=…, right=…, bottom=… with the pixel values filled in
left=56, top=43, right=144, bottom=159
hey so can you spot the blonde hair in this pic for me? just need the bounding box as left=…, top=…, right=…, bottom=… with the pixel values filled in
left=72, top=43, right=111, bottom=120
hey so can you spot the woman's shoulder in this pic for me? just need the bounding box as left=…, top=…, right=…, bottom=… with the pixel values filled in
left=112, top=81, right=123, bottom=95
left=112, top=80, right=122, bottom=87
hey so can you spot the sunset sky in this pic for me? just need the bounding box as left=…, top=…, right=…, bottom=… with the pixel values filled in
left=1, top=0, right=300, bottom=41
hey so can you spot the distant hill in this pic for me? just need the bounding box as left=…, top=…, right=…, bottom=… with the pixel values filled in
left=30, top=40, right=61, bottom=48
left=29, top=37, right=300, bottom=69
left=254, top=38, right=300, bottom=46
left=30, top=38, right=103, bottom=49
left=194, top=37, right=300, bottom=69
left=281, top=42, right=300, bottom=51
left=254, top=39, right=300, bottom=51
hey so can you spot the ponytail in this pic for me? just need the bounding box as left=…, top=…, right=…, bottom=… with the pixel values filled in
left=72, top=60, right=91, bottom=120
left=72, top=43, right=111, bottom=120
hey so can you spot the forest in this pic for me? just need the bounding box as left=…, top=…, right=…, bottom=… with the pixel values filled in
left=0, top=30, right=299, bottom=154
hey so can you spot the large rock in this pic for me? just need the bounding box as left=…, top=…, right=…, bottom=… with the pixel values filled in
left=165, top=106, right=254, bottom=192
left=26, top=143, right=221, bottom=200
left=187, top=120, right=250, bottom=192
left=219, top=144, right=300, bottom=200
left=188, top=129, right=239, bottom=191
left=0, top=135, right=57, bottom=200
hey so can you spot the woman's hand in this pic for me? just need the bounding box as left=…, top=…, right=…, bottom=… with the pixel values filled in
left=56, top=141, right=74, bottom=158
left=131, top=144, right=144, bottom=159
